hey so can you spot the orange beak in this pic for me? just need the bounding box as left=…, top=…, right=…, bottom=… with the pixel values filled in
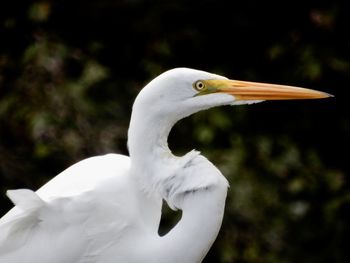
left=204, top=79, right=332, bottom=100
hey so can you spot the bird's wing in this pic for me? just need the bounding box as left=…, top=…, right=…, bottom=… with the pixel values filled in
left=0, top=154, right=130, bottom=223
left=0, top=154, right=136, bottom=263
left=0, top=189, right=45, bottom=254
left=0, top=189, right=93, bottom=262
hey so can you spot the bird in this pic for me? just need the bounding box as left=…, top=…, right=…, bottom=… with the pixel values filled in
left=0, top=68, right=331, bottom=263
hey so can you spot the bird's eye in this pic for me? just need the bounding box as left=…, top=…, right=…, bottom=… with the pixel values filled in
left=194, top=81, right=206, bottom=91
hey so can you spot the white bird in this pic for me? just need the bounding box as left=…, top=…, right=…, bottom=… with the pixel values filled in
left=0, top=68, right=330, bottom=263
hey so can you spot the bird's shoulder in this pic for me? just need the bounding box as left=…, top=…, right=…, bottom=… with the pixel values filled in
left=38, top=153, right=131, bottom=200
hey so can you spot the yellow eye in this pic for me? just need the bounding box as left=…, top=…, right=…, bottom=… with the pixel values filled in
left=194, top=81, right=206, bottom=91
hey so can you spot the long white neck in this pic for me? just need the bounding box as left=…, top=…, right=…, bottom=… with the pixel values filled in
left=128, top=107, right=228, bottom=262
left=128, top=110, right=173, bottom=166
left=128, top=106, right=176, bottom=188
left=127, top=103, right=177, bottom=234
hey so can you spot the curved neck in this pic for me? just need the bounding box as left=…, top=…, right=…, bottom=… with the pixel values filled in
left=127, top=92, right=228, bottom=262
left=127, top=105, right=177, bottom=187
left=155, top=185, right=227, bottom=262
left=127, top=106, right=178, bottom=233
left=128, top=113, right=173, bottom=162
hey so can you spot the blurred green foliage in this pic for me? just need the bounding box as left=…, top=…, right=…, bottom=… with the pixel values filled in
left=0, top=1, right=349, bottom=262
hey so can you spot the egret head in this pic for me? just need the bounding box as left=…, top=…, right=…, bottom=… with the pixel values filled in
left=132, top=68, right=331, bottom=123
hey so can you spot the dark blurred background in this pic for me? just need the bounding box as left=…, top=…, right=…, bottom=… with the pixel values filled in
left=0, top=0, right=349, bottom=262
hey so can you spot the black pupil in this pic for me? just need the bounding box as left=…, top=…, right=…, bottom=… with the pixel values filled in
left=198, top=82, right=203, bottom=89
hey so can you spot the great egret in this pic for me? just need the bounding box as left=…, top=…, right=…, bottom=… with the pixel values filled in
left=0, top=68, right=330, bottom=262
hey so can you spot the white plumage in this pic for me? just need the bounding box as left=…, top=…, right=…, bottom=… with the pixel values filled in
left=0, top=68, right=330, bottom=262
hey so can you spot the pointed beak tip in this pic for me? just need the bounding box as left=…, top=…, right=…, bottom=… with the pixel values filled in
left=317, top=91, right=334, bottom=99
